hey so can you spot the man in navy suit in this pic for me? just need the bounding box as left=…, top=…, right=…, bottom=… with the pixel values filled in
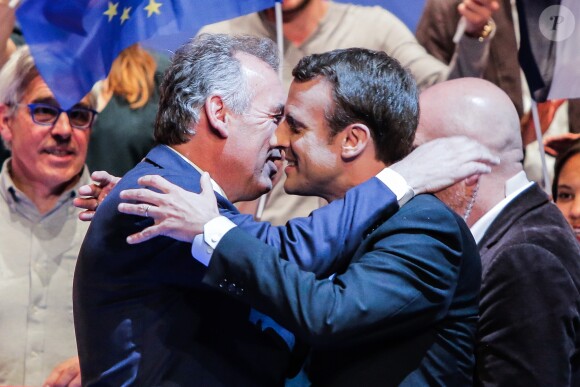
left=74, top=34, right=497, bottom=385
left=115, top=48, right=483, bottom=385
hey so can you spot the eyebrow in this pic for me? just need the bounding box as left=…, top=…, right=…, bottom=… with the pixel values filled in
left=31, top=97, right=59, bottom=105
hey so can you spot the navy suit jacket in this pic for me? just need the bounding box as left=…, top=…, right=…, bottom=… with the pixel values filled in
left=203, top=194, right=481, bottom=386
left=476, top=184, right=580, bottom=386
left=73, top=145, right=398, bottom=386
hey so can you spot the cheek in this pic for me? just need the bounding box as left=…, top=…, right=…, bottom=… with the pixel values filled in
left=556, top=202, right=571, bottom=218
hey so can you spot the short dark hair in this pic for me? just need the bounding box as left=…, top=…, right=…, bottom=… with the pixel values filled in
left=553, top=139, right=580, bottom=200
left=292, top=48, right=419, bottom=164
left=155, top=33, right=279, bottom=145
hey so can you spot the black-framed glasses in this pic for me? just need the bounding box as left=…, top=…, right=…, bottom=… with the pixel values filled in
left=24, top=103, right=97, bottom=130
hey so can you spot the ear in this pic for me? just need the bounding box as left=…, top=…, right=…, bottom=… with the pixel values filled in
left=0, top=104, right=14, bottom=146
left=341, top=123, right=371, bottom=160
left=204, top=95, right=229, bottom=139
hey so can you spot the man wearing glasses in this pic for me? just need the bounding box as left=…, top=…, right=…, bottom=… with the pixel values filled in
left=0, top=45, right=97, bottom=387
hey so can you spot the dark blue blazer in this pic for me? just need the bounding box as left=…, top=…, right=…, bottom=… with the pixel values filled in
left=203, top=194, right=481, bottom=386
left=73, top=145, right=398, bottom=386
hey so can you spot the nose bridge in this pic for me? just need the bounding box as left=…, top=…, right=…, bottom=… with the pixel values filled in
left=51, top=109, right=73, bottom=136
left=571, top=194, right=580, bottom=218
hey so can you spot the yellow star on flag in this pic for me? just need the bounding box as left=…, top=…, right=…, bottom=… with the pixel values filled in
left=103, top=1, right=119, bottom=22
left=120, top=7, right=131, bottom=24
left=144, top=0, right=162, bottom=17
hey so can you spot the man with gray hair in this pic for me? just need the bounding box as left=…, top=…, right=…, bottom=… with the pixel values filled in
left=0, top=45, right=98, bottom=386
left=74, top=34, right=498, bottom=385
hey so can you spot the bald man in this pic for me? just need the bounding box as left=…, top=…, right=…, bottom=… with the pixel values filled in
left=415, top=78, right=580, bottom=386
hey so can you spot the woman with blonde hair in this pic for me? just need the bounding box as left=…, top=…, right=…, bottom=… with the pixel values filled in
left=87, top=43, right=169, bottom=175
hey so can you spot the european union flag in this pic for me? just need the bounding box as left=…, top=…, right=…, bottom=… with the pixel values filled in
left=16, top=0, right=278, bottom=109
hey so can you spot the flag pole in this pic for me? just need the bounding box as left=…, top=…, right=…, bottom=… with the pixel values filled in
left=256, top=0, right=283, bottom=221
left=530, top=101, right=552, bottom=192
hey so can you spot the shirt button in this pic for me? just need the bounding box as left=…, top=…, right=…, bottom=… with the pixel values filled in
left=210, top=234, right=219, bottom=243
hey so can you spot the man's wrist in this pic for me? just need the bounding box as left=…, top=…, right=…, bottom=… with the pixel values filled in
left=376, top=168, right=415, bottom=207
left=190, top=216, right=236, bottom=266
left=465, top=18, right=496, bottom=42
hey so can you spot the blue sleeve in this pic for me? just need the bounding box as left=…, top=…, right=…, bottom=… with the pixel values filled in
left=221, top=177, right=398, bottom=277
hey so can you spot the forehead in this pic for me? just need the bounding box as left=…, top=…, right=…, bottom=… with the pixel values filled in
left=21, top=75, right=92, bottom=107
left=561, top=153, right=580, bottom=177
left=286, top=77, right=332, bottom=117
left=21, top=76, right=55, bottom=102
left=238, top=53, right=285, bottom=108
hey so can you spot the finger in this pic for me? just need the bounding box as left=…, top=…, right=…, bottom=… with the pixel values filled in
left=91, top=170, right=121, bottom=186
left=118, top=202, right=156, bottom=218
left=464, top=174, right=481, bottom=187
left=544, top=145, right=558, bottom=157
left=73, top=197, right=99, bottom=211
left=459, top=161, right=493, bottom=181
left=459, top=5, right=492, bottom=23
left=69, top=373, right=82, bottom=387
left=43, top=368, right=62, bottom=387
left=136, top=175, right=179, bottom=194
left=78, top=211, right=96, bottom=222
left=78, top=184, right=100, bottom=197
left=126, top=224, right=164, bottom=244
left=119, top=187, right=161, bottom=204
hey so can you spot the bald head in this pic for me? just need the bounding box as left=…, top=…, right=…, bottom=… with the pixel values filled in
left=416, top=78, right=523, bottom=169
left=416, top=78, right=525, bottom=226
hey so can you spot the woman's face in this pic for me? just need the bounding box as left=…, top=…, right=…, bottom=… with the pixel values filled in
left=555, top=152, right=580, bottom=242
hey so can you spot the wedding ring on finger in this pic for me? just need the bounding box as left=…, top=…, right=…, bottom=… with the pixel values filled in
left=144, top=205, right=150, bottom=217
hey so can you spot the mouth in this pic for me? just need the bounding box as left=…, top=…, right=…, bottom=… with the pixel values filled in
left=42, top=147, right=76, bottom=157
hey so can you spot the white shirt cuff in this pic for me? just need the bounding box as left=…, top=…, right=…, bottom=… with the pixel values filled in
left=376, top=168, right=415, bottom=207
left=190, top=216, right=236, bottom=266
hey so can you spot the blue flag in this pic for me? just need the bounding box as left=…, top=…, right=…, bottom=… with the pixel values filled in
left=16, top=0, right=277, bottom=109
left=334, top=0, right=426, bottom=31
left=517, top=0, right=580, bottom=101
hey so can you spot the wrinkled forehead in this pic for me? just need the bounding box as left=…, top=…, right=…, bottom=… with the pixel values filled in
left=22, top=76, right=93, bottom=108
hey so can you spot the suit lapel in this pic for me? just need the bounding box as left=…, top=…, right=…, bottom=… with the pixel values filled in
left=142, top=145, right=239, bottom=214
left=478, top=184, right=549, bottom=253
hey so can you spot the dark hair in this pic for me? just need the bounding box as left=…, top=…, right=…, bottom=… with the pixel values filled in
left=292, top=48, right=419, bottom=164
left=155, top=33, right=279, bottom=145
left=553, top=139, right=580, bottom=200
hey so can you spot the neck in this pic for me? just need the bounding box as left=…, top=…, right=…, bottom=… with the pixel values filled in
left=171, top=132, right=244, bottom=202
left=9, top=163, right=80, bottom=215
left=325, top=158, right=386, bottom=203
left=467, top=164, right=524, bottom=227
left=263, top=1, right=329, bottom=46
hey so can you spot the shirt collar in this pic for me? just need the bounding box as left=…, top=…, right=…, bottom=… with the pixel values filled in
left=164, top=145, right=228, bottom=199
left=0, top=158, right=91, bottom=221
left=470, top=171, right=533, bottom=243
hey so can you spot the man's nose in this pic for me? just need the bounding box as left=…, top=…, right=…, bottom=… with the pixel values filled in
left=271, top=119, right=290, bottom=149
left=50, top=112, right=73, bottom=140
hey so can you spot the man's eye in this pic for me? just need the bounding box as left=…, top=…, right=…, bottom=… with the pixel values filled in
left=272, top=114, right=284, bottom=125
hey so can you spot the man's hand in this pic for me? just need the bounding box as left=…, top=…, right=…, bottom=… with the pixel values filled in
left=544, top=132, right=580, bottom=157
left=43, top=356, right=81, bottom=387
left=520, top=99, right=566, bottom=146
left=0, top=0, right=16, bottom=68
left=73, top=170, right=120, bottom=221
left=459, top=0, right=499, bottom=36
left=118, top=172, right=219, bottom=244
left=392, top=136, right=500, bottom=194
